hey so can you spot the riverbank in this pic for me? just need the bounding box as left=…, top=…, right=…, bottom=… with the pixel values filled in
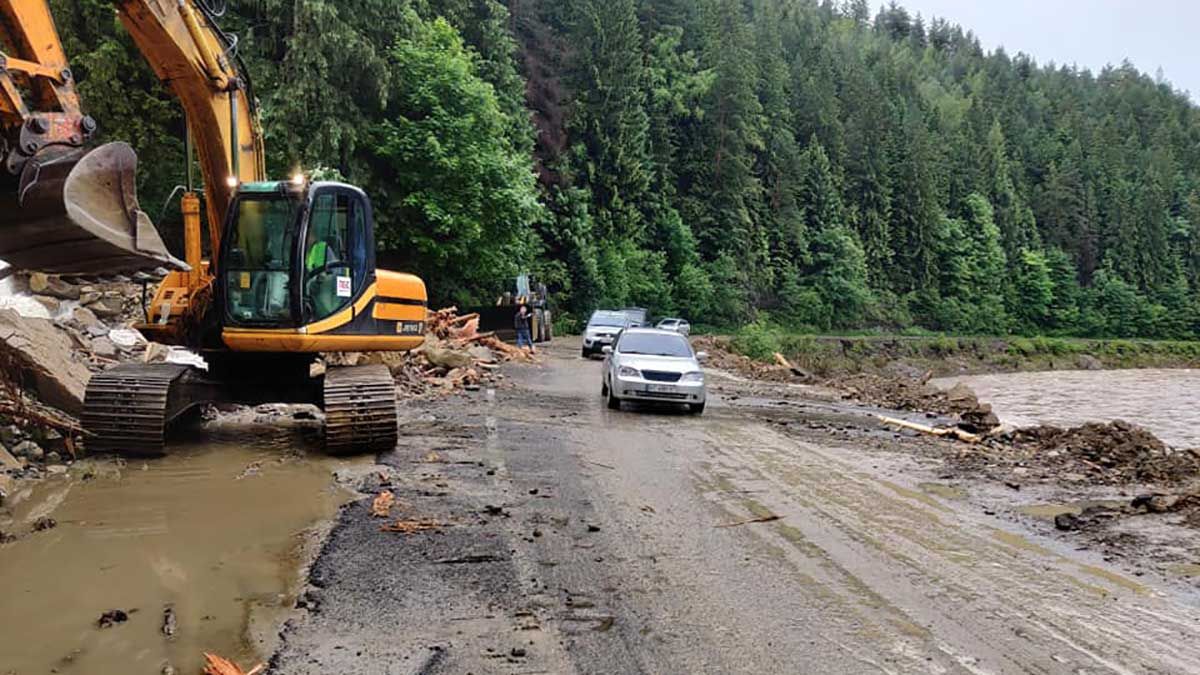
left=713, top=329, right=1200, bottom=379
left=696, top=333, right=1200, bottom=590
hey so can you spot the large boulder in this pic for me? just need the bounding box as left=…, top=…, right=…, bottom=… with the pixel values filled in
left=11, top=440, right=43, bottom=461
left=91, top=337, right=118, bottom=359
left=423, top=345, right=475, bottom=370
left=468, top=346, right=497, bottom=364
left=0, top=310, right=91, bottom=414
left=0, top=445, right=21, bottom=470
left=0, top=425, right=20, bottom=447
left=28, top=273, right=80, bottom=301
left=70, top=306, right=103, bottom=331
left=89, top=296, right=126, bottom=319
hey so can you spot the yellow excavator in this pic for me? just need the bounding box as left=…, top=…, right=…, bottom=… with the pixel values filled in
left=1, top=0, right=428, bottom=454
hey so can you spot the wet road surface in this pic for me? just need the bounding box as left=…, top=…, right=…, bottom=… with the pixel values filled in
left=270, top=342, right=1200, bottom=675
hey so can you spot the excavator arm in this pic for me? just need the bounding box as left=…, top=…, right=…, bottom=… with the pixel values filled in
left=0, top=0, right=264, bottom=274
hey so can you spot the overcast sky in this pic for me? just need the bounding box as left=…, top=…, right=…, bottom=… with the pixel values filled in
left=898, top=0, right=1199, bottom=102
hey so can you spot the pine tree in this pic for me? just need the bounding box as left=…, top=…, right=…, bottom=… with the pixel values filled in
left=684, top=0, right=765, bottom=271
left=568, top=0, right=652, bottom=240
left=754, top=1, right=806, bottom=291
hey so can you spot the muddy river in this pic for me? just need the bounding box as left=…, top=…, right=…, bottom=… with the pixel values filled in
left=0, top=421, right=357, bottom=675
left=935, top=368, right=1200, bottom=447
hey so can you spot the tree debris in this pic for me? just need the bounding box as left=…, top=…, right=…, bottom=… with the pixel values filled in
left=326, top=307, right=534, bottom=399
left=371, top=491, right=396, bottom=518
left=202, top=654, right=264, bottom=675
left=381, top=518, right=444, bottom=534
left=715, top=514, right=782, bottom=528
left=772, top=352, right=812, bottom=380
left=877, top=415, right=982, bottom=444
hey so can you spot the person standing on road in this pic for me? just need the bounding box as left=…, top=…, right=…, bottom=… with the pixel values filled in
left=515, top=303, right=535, bottom=353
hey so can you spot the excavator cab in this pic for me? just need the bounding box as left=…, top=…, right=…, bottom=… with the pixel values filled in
left=221, top=184, right=301, bottom=326
left=213, top=179, right=425, bottom=356
left=219, top=180, right=377, bottom=330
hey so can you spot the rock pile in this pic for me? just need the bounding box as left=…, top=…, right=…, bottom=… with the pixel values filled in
left=832, top=374, right=1001, bottom=431
left=0, top=272, right=154, bottom=490
left=1005, top=421, right=1200, bottom=485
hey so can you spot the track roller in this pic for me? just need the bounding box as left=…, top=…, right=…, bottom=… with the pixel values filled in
left=81, top=363, right=195, bottom=455
left=323, top=365, right=399, bottom=455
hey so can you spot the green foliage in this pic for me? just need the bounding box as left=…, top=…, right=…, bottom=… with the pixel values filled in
left=732, top=316, right=783, bottom=361
left=808, top=226, right=872, bottom=327
left=367, top=14, right=543, bottom=304
left=1012, top=249, right=1054, bottom=333
left=54, top=0, right=1200, bottom=340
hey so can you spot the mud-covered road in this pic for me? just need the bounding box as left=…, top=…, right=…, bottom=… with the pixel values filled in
left=269, top=341, right=1200, bottom=674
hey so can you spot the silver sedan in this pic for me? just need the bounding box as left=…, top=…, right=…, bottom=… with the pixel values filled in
left=601, top=328, right=707, bottom=414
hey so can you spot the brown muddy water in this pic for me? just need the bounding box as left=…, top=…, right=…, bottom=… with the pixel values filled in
left=0, top=421, right=359, bottom=675
left=934, top=369, right=1200, bottom=447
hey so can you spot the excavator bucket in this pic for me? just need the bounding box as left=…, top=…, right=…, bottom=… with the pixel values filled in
left=0, top=142, right=188, bottom=275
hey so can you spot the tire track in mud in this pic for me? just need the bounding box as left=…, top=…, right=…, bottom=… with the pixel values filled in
left=269, top=344, right=1200, bottom=674
left=692, top=418, right=1200, bottom=674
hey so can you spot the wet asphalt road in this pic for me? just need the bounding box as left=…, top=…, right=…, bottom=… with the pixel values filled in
left=269, top=341, right=1200, bottom=674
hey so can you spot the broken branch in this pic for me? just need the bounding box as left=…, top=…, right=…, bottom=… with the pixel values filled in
left=876, top=415, right=981, bottom=444
left=715, top=514, right=782, bottom=528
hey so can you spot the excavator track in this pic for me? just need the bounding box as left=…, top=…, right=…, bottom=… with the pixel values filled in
left=323, top=365, right=399, bottom=455
left=81, top=363, right=202, bottom=456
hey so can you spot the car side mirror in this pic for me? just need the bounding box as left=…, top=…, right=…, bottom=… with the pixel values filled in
left=696, top=351, right=709, bottom=361
left=601, top=346, right=613, bottom=355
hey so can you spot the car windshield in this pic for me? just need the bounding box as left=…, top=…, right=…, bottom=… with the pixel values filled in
left=617, top=332, right=692, bottom=357
left=589, top=311, right=627, bottom=328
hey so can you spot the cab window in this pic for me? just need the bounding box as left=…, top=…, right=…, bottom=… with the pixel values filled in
left=224, top=196, right=299, bottom=325
left=304, top=191, right=367, bottom=322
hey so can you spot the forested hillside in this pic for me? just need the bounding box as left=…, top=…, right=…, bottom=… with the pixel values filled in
left=56, top=0, right=1200, bottom=338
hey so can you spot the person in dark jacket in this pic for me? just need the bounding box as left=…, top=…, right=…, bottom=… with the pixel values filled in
left=515, top=303, right=534, bottom=352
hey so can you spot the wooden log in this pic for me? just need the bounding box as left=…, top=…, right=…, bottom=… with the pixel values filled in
left=876, top=414, right=981, bottom=444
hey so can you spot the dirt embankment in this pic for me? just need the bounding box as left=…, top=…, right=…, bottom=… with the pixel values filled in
left=705, top=333, right=1200, bottom=380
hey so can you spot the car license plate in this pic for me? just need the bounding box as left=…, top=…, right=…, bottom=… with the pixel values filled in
left=647, top=384, right=674, bottom=393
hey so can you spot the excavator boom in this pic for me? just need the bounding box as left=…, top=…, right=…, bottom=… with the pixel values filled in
left=0, top=0, right=263, bottom=274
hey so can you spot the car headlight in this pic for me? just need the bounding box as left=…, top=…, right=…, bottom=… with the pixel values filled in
left=680, top=371, right=704, bottom=383
left=618, top=366, right=641, bottom=378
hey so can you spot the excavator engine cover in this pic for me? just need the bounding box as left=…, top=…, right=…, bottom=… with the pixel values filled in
left=0, top=142, right=187, bottom=274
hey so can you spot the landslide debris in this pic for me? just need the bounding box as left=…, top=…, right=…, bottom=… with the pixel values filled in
left=327, top=306, right=535, bottom=398
left=833, top=374, right=1001, bottom=432
left=0, top=273, right=156, bottom=483
left=0, top=310, right=91, bottom=414
left=698, top=336, right=1200, bottom=489
left=986, top=421, right=1200, bottom=486
left=692, top=336, right=798, bottom=383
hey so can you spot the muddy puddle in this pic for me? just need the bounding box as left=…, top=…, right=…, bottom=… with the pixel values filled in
left=934, top=369, right=1200, bottom=447
left=0, top=420, right=359, bottom=675
left=1017, top=500, right=1129, bottom=520
left=918, top=482, right=968, bottom=501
